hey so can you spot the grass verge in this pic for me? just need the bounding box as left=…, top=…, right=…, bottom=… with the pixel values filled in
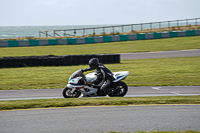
left=0, top=36, right=200, bottom=57
left=0, top=95, right=200, bottom=111
left=0, top=56, right=200, bottom=90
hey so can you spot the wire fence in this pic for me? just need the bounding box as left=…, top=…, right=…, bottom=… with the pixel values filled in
left=39, top=18, right=200, bottom=37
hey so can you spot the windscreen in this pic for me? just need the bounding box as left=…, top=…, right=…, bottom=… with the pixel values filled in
left=70, top=69, right=84, bottom=79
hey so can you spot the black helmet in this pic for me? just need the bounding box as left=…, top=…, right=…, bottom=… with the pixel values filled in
left=89, top=58, right=99, bottom=70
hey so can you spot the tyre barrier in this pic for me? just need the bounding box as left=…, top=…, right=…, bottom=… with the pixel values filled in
left=0, top=54, right=120, bottom=68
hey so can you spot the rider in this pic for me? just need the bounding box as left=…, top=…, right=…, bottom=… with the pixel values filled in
left=82, top=58, right=113, bottom=94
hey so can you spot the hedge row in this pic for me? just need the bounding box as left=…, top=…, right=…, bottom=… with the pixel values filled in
left=0, top=54, right=120, bottom=68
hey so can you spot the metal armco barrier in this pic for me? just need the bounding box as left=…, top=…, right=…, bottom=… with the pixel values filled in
left=0, top=54, right=120, bottom=68
left=39, top=18, right=200, bottom=37
left=0, top=30, right=200, bottom=47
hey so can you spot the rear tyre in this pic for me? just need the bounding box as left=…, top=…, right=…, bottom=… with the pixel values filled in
left=62, top=87, right=81, bottom=98
left=108, top=81, right=128, bottom=97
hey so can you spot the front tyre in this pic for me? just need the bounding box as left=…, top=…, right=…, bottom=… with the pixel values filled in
left=108, top=81, right=128, bottom=97
left=62, top=87, right=81, bottom=98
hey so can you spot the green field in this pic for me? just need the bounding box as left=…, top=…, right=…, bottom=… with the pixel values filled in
left=1, top=36, right=200, bottom=133
left=0, top=56, right=200, bottom=90
left=0, top=95, right=200, bottom=110
left=0, top=36, right=200, bottom=90
left=0, top=36, right=200, bottom=57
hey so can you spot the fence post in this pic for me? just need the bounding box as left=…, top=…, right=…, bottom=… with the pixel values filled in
left=83, top=29, right=85, bottom=36
left=195, top=18, right=197, bottom=26
left=186, top=19, right=188, bottom=26
left=177, top=20, right=179, bottom=27
left=150, top=23, right=152, bottom=30
left=93, top=28, right=95, bottom=35
left=45, top=31, right=48, bottom=37
left=159, top=22, right=161, bottom=29
left=168, top=21, right=170, bottom=29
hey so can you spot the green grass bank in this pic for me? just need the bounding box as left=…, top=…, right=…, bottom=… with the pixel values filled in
left=0, top=36, right=200, bottom=57
left=0, top=95, right=200, bottom=111
left=0, top=56, right=200, bottom=90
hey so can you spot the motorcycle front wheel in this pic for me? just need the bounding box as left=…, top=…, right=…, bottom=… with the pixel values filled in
left=108, top=81, right=128, bottom=97
left=62, top=87, right=81, bottom=98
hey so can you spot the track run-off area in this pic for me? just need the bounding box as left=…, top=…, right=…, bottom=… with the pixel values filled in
left=1, top=49, right=200, bottom=133
left=0, top=86, right=200, bottom=101
left=0, top=49, right=200, bottom=100
left=0, top=105, right=200, bottom=133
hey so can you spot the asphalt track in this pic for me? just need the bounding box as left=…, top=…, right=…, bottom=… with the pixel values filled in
left=120, top=49, right=200, bottom=60
left=0, top=86, right=200, bottom=101
left=1, top=105, right=200, bottom=133
left=1, top=49, right=200, bottom=133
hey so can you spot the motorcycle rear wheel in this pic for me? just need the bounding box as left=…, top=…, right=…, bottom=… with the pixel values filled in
left=62, top=87, right=81, bottom=98
left=108, top=81, right=128, bottom=97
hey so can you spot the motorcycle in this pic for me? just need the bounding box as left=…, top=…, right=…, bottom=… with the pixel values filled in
left=62, top=69, right=129, bottom=98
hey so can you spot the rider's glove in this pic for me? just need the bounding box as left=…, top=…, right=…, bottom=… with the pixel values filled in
left=81, top=69, right=85, bottom=73
left=81, top=69, right=87, bottom=73
left=82, top=68, right=91, bottom=73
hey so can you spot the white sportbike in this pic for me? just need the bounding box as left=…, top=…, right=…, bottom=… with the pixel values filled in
left=62, top=69, right=129, bottom=98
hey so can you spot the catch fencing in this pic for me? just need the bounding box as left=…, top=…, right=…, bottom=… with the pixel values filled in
left=39, top=18, right=200, bottom=37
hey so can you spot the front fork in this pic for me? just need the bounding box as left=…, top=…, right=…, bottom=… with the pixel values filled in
left=70, top=88, right=76, bottom=94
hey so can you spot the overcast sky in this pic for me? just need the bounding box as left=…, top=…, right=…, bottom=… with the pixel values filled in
left=0, top=0, right=199, bottom=26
